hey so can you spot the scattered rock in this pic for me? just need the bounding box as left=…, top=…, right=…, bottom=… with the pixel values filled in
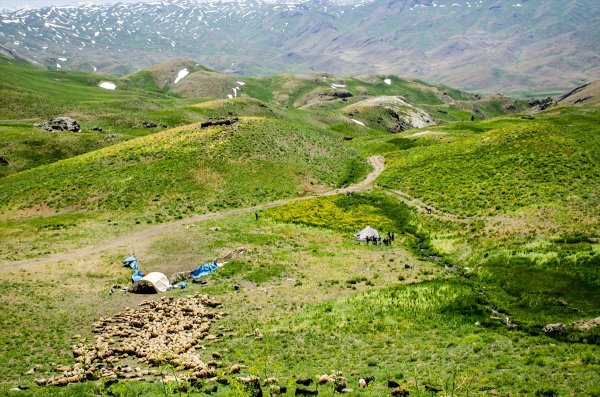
left=24, top=368, right=35, bottom=375
left=200, top=117, right=239, bottom=128
left=574, top=96, right=592, bottom=104
left=543, top=323, right=566, bottom=334
left=503, top=103, right=517, bottom=111
left=571, top=316, right=600, bottom=331
left=343, top=136, right=353, bottom=141
left=210, top=227, right=221, bottom=232
left=142, top=121, right=158, bottom=128
left=91, top=126, right=104, bottom=132
left=0, top=155, right=9, bottom=166
left=558, top=299, right=568, bottom=306
left=37, top=117, right=81, bottom=132
left=528, top=97, right=554, bottom=111
left=473, top=108, right=486, bottom=119
left=404, top=264, right=413, bottom=269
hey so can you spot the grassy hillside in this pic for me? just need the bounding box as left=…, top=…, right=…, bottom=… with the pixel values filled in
left=0, top=103, right=366, bottom=261
left=1, top=60, right=599, bottom=396
left=0, top=56, right=213, bottom=176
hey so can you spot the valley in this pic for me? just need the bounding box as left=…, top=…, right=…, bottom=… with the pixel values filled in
left=0, top=52, right=599, bottom=397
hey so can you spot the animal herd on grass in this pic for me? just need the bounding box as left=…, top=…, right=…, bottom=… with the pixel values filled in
left=225, top=370, right=414, bottom=396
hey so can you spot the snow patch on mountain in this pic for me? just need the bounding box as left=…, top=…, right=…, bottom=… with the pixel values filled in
left=99, top=81, right=116, bottom=90
left=173, top=68, right=189, bottom=84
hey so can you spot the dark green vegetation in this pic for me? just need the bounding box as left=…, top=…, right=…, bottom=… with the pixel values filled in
left=1, top=58, right=599, bottom=396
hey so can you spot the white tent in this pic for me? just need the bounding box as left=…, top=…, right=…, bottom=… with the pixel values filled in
left=354, top=226, right=380, bottom=241
left=129, top=272, right=171, bottom=294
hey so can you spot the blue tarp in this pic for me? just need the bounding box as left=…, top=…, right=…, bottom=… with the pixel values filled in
left=191, top=260, right=218, bottom=279
left=123, top=256, right=145, bottom=283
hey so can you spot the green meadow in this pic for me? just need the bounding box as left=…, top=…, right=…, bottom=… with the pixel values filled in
left=1, top=57, right=599, bottom=396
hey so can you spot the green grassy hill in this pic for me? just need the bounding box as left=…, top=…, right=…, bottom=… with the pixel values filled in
left=1, top=60, right=599, bottom=396
left=0, top=99, right=366, bottom=262
left=0, top=56, right=209, bottom=177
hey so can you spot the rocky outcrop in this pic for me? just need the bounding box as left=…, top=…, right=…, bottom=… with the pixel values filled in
left=386, top=107, right=410, bottom=132
left=0, top=156, right=9, bottom=166
left=542, top=323, right=565, bottom=334
left=571, top=316, right=600, bottom=331
left=528, top=97, right=554, bottom=111
left=36, top=117, right=81, bottom=132
left=200, top=117, right=239, bottom=128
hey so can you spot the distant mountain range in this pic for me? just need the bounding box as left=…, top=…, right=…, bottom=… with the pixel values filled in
left=1, top=0, right=599, bottom=95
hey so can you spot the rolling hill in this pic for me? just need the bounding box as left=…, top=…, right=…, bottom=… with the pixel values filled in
left=0, top=57, right=599, bottom=396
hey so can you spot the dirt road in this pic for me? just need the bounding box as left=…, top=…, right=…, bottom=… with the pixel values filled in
left=1, top=156, right=385, bottom=272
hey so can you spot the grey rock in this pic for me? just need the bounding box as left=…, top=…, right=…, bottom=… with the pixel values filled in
left=38, top=117, right=81, bottom=132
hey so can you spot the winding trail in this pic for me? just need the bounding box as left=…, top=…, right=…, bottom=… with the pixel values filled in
left=385, top=189, right=474, bottom=223
left=1, top=156, right=385, bottom=272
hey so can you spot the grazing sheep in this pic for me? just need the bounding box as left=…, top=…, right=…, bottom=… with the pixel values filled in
left=230, top=363, right=248, bottom=374
left=317, top=374, right=335, bottom=384
left=296, top=378, right=313, bottom=386
left=269, top=385, right=288, bottom=396
left=388, top=380, right=400, bottom=388
left=391, top=386, right=410, bottom=396
left=295, top=387, right=318, bottom=396
left=359, top=376, right=375, bottom=387
left=238, top=376, right=263, bottom=397
left=424, top=385, right=442, bottom=393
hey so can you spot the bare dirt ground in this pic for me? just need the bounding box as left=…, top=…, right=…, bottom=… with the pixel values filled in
left=0, top=156, right=385, bottom=272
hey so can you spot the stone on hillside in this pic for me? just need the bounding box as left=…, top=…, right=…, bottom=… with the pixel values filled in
left=558, top=299, right=568, bottom=306
left=319, top=90, right=353, bottom=100
left=37, top=117, right=81, bottom=132
left=0, top=155, right=9, bottom=166
left=571, top=316, right=600, bottom=331
left=91, top=126, right=104, bottom=132
left=142, top=121, right=158, bottom=128
left=200, top=117, right=239, bottom=128
left=542, top=323, right=565, bottom=334
left=528, top=97, right=554, bottom=111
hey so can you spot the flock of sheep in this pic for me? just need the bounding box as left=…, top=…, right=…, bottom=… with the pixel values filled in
left=32, top=295, right=225, bottom=387
left=29, top=293, right=414, bottom=395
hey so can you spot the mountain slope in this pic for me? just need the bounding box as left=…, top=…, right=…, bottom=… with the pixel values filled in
left=1, top=0, right=599, bottom=94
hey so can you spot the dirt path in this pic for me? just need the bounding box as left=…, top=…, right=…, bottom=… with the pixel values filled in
left=385, top=189, right=473, bottom=223
left=0, top=156, right=385, bottom=272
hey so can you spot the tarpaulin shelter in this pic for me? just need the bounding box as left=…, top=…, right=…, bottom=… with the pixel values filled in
left=191, top=260, right=219, bottom=279
left=129, top=272, right=171, bottom=294
left=354, top=226, right=380, bottom=241
left=123, top=255, right=144, bottom=282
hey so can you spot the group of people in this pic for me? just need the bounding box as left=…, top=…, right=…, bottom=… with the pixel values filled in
left=365, top=232, right=395, bottom=246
